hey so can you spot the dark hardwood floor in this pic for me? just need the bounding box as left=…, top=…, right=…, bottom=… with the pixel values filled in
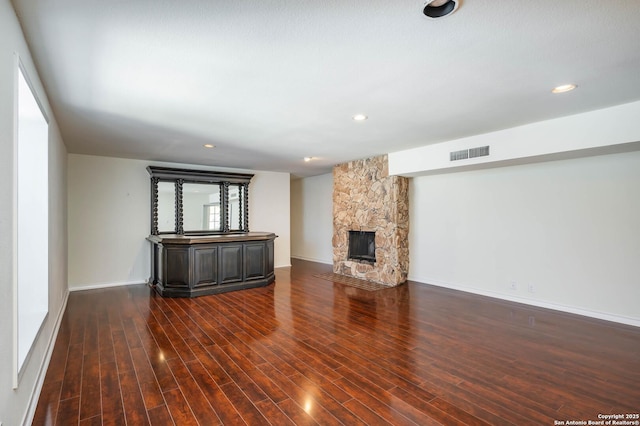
left=33, top=259, right=640, bottom=425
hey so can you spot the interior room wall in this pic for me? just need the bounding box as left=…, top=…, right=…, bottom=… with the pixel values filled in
left=67, top=154, right=149, bottom=289
left=409, top=151, right=640, bottom=326
left=247, top=169, right=291, bottom=267
left=389, top=100, right=640, bottom=177
left=290, top=173, right=333, bottom=264
left=0, top=1, right=68, bottom=424
left=67, top=154, right=291, bottom=290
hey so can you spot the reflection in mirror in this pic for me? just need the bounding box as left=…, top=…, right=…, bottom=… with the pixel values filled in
left=183, top=183, right=222, bottom=232
left=157, top=181, right=176, bottom=233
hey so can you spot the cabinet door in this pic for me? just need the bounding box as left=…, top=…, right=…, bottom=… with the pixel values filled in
left=194, top=246, right=218, bottom=287
left=164, top=247, right=190, bottom=288
left=244, top=242, right=266, bottom=280
left=219, top=245, right=243, bottom=284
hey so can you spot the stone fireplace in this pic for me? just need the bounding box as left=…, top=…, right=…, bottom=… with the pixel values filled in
left=332, top=155, right=409, bottom=286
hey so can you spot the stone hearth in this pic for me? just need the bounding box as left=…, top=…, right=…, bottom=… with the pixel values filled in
left=332, top=155, right=409, bottom=286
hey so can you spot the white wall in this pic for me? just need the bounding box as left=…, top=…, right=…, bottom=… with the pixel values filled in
left=67, top=155, right=149, bottom=289
left=409, top=151, right=640, bottom=326
left=67, top=154, right=291, bottom=290
left=248, top=170, right=291, bottom=267
left=290, top=173, right=333, bottom=264
left=0, top=1, right=68, bottom=424
left=388, top=99, right=640, bottom=326
left=389, top=100, right=640, bottom=177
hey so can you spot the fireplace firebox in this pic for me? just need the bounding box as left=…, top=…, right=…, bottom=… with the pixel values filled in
left=348, top=230, right=376, bottom=262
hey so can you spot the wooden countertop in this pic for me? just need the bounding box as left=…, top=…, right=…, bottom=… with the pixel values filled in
left=147, top=232, right=277, bottom=245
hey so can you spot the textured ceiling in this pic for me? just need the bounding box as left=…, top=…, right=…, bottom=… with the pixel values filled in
left=11, top=0, right=640, bottom=177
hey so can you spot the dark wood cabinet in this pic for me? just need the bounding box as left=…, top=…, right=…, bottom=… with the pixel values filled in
left=194, top=246, right=218, bottom=287
left=244, top=242, right=267, bottom=280
left=148, top=232, right=276, bottom=297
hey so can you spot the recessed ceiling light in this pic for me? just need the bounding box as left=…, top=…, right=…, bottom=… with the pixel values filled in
left=352, top=114, right=368, bottom=121
left=423, top=0, right=460, bottom=19
left=551, top=84, right=577, bottom=94
left=304, top=156, right=313, bottom=162
left=203, top=144, right=215, bottom=148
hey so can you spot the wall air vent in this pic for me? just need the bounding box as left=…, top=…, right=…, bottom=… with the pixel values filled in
left=450, top=146, right=490, bottom=161
left=469, top=145, right=490, bottom=158
left=450, top=149, right=469, bottom=161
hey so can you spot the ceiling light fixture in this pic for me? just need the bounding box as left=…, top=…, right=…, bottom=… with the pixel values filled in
left=352, top=114, right=368, bottom=121
left=551, top=84, right=577, bottom=94
left=304, top=156, right=313, bottom=162
left=203, top=144, right=215, bottom=148
left=423, top=0, right=460, bottom=19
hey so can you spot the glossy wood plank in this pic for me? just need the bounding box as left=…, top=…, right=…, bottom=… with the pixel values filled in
left=55, top=397, right=79, bottom=425
left=183, top=359, right=243, bottom=425
left=254, top=398, right=297, bottom=426
left=79, top=351, right=101, bottom=420
left=220, top=381, right=268, bottom=425
left=79, top=415, right=102, bottom=426
left=59, top=343, right=83, bottom=400
left=33, top=259, right=640, bottom=425
left=165, top=357, right=218, bottom=424
left=119, top=369, right=151, bottom=426
left=146, top=404, right=174, bottom=426
left=100, top=360, right=125, bottom=425
left=163, top=388, right=198, bottom=425
left=130, top=346, right=165, bottom=410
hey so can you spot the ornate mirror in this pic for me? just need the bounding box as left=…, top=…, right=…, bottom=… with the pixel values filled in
left=148, top=166, right=253, bottom=235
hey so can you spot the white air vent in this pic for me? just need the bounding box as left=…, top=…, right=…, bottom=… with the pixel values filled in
left=450, top=146, right=490, bottom=161
left=450, top=149, right=469, bottom=161
left=469, top=145, right=490, bottom=158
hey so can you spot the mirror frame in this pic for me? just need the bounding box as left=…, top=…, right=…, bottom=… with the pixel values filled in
left=147, top=166, right=253, bottom=235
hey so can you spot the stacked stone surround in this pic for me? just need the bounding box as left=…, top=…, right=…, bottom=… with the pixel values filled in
left=332, top=155, right=409, bottom=286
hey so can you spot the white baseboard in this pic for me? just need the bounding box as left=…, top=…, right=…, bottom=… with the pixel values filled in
left=69, top=279, right=147, bottom=292
left=291, top=255, right=332, bottom=265
left=22, top=289, right=69, bottom=426
left=409, top=275, right=640, bottom=328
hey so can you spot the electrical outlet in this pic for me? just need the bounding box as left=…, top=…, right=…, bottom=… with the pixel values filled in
left=528, top=283, right=535, bottom=293
left=509, top=281, right=517, bottom=290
